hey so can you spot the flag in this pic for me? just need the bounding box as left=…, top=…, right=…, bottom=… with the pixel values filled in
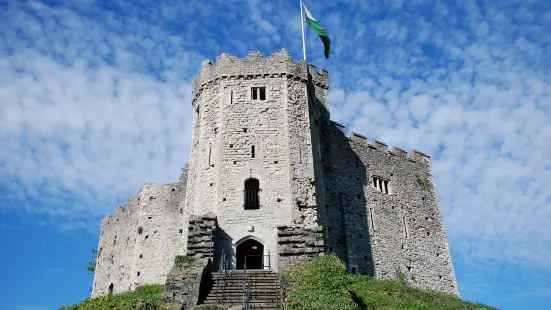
left=303, top=3, right=331, bottom=59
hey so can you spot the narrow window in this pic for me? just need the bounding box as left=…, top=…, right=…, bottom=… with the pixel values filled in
left=251, top=145, right=255, bottom=158
left=244, top=178, right=260, bottom=210
left=108, top=283, right=114, bottom=295
left=259, top=87, right=266, bottom=100
left=402, top=217, right=409, bottom=238
left=230, top=90, right=233, bottom=104
left=252, top=88, right=258, bottom=100
left=369, top=208, right=375, bottom=231
left=208, top=144, right=212, bottom=166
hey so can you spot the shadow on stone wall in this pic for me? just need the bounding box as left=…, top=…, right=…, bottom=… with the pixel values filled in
left=306, top=67, right=375, bottom=277
left=213, top=226, right=234, bottom=270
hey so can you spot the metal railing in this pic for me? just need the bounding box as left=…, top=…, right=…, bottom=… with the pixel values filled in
left=215, top=249, right=226, bottom=304
left=242, top=251, right=276, bottom=308
left=245, top=285, right=251, bottom=310
left=243, top=188, right=260, bottom=209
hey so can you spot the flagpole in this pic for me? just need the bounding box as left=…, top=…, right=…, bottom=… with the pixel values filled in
left=300, top=0, right=306, bottom=60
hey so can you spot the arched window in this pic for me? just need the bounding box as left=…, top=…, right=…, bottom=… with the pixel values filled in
left=108, top=283, right=114, bottom=295
left=244, top=178, right=260, bottom=210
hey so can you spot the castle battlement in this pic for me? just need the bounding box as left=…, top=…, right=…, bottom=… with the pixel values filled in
left=328, top=121, right=431, bottom=165
left=192, top=48, right=329, bottom=103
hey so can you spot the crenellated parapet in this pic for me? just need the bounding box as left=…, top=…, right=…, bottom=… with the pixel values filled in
left=191, top=48, right=329, bottom=105
left=328, top=120, right=431, bottom=165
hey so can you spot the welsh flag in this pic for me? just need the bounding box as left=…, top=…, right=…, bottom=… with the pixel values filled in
left=303, top=3, right=331, bottom=59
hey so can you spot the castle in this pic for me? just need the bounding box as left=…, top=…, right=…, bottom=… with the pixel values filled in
left=91, top=49, right=459, bottom=299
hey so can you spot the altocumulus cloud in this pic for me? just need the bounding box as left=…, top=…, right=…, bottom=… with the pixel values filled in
left=1, top=0, right=551, bottom=280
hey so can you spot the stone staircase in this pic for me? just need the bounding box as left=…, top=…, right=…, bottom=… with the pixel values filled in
left=200, top=270, right=281, bottom=309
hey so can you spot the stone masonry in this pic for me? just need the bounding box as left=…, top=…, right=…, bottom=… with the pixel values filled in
left=92, top=48, right=459, bottom=299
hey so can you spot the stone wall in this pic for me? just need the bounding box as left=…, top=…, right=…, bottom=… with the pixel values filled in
left=91, top=165, right=188, bottom=297
left=160, top=213, right=216, bottom=309
left=277, top=225, right=325, bottom=269
left=319, top=121, right=459, bottom=295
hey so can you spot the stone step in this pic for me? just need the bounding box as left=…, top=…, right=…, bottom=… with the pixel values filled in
left=211, top=286, right=280, bottom=291
left=203, top=297, right=278, bottom=304
left=202, top=302, right=279, bottom=309
left=211, top=275, right=279, bottom=281
left=206, top=290, right=279, bottom=295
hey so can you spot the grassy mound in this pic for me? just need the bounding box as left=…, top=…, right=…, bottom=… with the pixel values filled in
left=282, top=255, right=497, bottom=310
left=59, top=284, right=168, bottom=310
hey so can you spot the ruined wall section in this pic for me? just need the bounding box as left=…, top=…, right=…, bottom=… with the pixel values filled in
left=321, top=122, right=459, bottom=295
left=92, top=165, right=188, bottom=297
left=92, top=198, right=138, bottom=297
left=133, top=181, right=186, bottom=288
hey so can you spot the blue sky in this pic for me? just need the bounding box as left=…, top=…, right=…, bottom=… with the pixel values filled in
left=1, top=0, right=550, bottom=309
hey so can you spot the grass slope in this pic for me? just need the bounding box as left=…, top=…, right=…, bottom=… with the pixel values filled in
left=282, top=255, right=498, bottom=310
left=59, top=284, right=167, bottom=310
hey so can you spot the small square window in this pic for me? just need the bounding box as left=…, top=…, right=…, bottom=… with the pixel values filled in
left=251, top=87, right=266, bottom=101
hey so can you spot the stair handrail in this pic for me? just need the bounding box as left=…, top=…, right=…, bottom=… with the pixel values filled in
left=245, top=285, right=251, bottom=310
left=216, top=249, right=226, bottom=304
left=242, top=255, right=247, bottom=306
left=276, top=273, right=280, bottom=310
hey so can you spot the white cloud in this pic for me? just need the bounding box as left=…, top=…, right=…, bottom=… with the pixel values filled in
left=1, top=0, right=550, bottom=280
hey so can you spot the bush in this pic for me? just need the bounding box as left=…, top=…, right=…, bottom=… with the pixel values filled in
left=59, top=284, right=169, bottom=310
left=282, top=254, right=358, bottom=310
left=174, top=255, right=195, bottom=268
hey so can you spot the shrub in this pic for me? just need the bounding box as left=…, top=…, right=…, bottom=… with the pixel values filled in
left=85, top=248, right=98, bottom=274
left=282, top=254, right=358, bottom=310
left=416, top=175, right=432, bottom=191
left=174, top=255, right=196, bottom=268
left=138, top=226, right=143, bottom=234
left=59, top=284, right=168, bottom=310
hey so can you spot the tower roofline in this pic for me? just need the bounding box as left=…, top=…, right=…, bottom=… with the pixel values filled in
left=192, top=48, right=329, bottom=103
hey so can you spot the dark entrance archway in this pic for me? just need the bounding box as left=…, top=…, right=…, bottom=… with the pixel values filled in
left=236, top=239, right=264, bottom=269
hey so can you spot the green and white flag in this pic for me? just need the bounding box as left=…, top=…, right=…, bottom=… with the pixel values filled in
left=303, top=2, right=331, bottom=59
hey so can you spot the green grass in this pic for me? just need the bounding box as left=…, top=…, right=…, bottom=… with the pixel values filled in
left=282, top=255, right=498, bottom=310
left=59, top=284, right=169, bottom=310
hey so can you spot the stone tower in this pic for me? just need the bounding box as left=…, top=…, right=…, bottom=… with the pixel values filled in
left=92, top=49, right=459, bottom=298
left=183, top=49, right=329, bottom=272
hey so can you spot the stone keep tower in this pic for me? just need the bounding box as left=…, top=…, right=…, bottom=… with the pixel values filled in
left=183, top=49, right=328, bottom=273
left=92, top=49, right=459, bottom=298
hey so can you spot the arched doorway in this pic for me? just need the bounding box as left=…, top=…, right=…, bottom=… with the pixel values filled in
left=236, top=238, right=264, bottom=269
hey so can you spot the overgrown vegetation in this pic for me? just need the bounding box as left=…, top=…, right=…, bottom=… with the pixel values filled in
left=281, top=254, right=358, bottom=310
left=85, top=248, right=98, bottom=274
left=60, top=284, right=168, bottom=310
left=174, top=255, right=196, bottom=268
left=282, top=255, right=497, bottom=310
left=138, top=226, right=143, bottom=234
left=416, top=175, right=432, bottom=191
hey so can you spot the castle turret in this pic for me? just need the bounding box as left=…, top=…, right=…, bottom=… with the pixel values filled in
left=182, top=49, right=329, bottom=271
